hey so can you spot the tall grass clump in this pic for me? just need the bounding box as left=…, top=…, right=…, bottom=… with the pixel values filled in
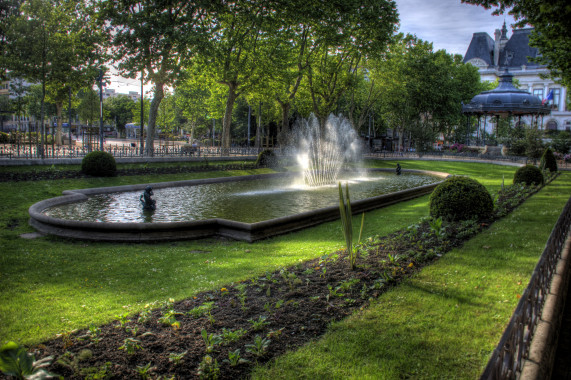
left=338, top=182, right=364, bottom=270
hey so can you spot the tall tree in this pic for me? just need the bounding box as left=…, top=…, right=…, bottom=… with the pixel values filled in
left=194, top=1, right=280, bottom=150
left=99, top=0, right=211, bottom=156
left=1, top=0, right=105, bottom=155
left=302, top=0, right=398, bottom=128
left=462, top=0, right=571, bottom=86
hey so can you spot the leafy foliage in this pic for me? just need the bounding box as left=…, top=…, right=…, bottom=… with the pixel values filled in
left=81, top=151, right=117, bottom=177
left=540, top=147, right=558, bottom=173
left=255, top=149, right=279, bottom=168
left=513, top=165, right=544, bottom=186
left=429, top=176, right=493, bottom=222
left=0, top=341, right=56, bottom=379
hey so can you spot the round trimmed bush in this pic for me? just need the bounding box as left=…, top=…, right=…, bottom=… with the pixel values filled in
left=256, top=149, right=278, bottom=168
left=513, top=165, right=544, bottom=186
left=540, top=147, right=558, bottom=172
left=429, top=176, right=493, bottom=222
left=81, top=151, right=117, bottom=177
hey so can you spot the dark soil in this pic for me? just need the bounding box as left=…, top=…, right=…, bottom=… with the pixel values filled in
left=2, top=173, right=558, bottom=380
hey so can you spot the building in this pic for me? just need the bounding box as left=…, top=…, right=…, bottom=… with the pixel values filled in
left=464, top=23, right=570, bottom=132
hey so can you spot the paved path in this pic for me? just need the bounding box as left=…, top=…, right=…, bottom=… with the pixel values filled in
left=552, top=255, right=571, bottom=379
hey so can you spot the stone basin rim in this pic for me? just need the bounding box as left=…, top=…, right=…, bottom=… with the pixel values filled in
left=28, top=168, right=450, bottom=242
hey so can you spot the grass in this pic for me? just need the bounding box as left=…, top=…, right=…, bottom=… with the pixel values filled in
left=0, top=159, right=569, bottom=378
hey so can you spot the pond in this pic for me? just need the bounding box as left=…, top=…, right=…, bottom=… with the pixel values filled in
left=43, top=171, right=441, bottom=224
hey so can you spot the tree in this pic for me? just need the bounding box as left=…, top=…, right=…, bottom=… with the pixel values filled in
left=462, top=0, right=571, bottom=86
left=104, top=95, right=136, bottom=138
left=193, top=1, right=279, bottom=150
left=1, top=0, right=105, bottom=156
left=99, top=0, right=211, bottom=156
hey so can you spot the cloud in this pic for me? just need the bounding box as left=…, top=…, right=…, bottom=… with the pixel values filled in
left=395, top=0, right=517, bottom=55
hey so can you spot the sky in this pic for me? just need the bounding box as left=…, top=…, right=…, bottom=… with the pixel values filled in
left=108, top=0, right=518, bottom=94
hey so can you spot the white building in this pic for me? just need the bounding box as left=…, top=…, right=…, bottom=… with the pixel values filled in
left=464, top=23, right=570, bottom=132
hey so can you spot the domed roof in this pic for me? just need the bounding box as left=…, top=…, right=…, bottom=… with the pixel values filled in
left=462, top=69, right=551, bottom=116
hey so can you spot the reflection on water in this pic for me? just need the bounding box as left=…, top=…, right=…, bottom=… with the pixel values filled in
left=44, top=172, right=439, bottom=224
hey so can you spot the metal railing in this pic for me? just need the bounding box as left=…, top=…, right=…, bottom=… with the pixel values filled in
left=480, top=193, right=571, bottom=379
left=0, top=144, right=268, bottom=160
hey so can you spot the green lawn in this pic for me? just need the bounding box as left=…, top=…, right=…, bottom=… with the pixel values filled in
left=0, top=160, right=569, bottom=379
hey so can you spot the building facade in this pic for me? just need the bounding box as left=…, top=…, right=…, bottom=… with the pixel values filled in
left=464, top=23, right=570, bottom=132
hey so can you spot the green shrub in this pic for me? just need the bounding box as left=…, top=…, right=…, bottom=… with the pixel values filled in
left=256, top=149, right=278, bottom=168
left=429, top=176, right=493, bottom=222
left=539, top=147, right=558, bottom=172
left=513, top=165, right=544, bottom=186
left=81, top=151, right=117, bottom=177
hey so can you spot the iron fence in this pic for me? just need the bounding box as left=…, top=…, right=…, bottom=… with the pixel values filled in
left=480, top=193, right=571, bottom=379
left=0, top=144, right=268, bottom=160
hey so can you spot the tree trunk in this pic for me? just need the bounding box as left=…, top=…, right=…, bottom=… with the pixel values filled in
left=145, top=81, right=165, bottom=156
left=222, top=82, right=238, bottom=150
left=55, top=102, right=63, bottom=145
left=277, top=102, right=291, bottom=147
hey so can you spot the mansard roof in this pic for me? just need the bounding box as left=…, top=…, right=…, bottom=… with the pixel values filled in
left=499, top=28, right=541, bottom=68
left=463, top=26, right=543, bottom=69
left=463, top=32, right=494, bottom=66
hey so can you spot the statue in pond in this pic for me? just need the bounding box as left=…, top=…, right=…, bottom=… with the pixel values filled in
left=140, top=186, right=156, bottom=210
left=396, top=163, right=402, bottom=176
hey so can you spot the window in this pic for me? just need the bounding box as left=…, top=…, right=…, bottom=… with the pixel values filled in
left=533, top=89, right=544, bottom=100
left=549, top=88, right=561, bottom=109
left=546, top=120, right=558, bottom=131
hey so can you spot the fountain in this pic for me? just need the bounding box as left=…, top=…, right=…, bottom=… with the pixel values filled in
left=28, top=114, right=450, bottom=242
left=295, top=114, right=361, bottom=186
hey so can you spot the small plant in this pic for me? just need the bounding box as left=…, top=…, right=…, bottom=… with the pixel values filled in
left=224, top=349, right=249, bottom=366
left=57, top=349, right=93, bottom=376
left=115, top=312, right=130, bottom=328
left=245, top=335, right=271, bottom=357
left=279, top=269, right=302, bottom=291
left=248, top=315, right=270, bottom=331
left=220, top=328, right=247, bottom=345
left=0, top=341, right=57, bottom=379
left=275, top=299, right=284, bottom=309
left=336, top=278, right=361, bottom=293
left=267, top=327, right=285, bottom=340
left=429, top=217, right=445, bottom=239
left=188, top=302, right=216, bottom=318
left=327, top=284, right=344, bottom=300
left=138, top=308, right=152, bottom=324
left=126, top=325, right=139, bottom=336
left=168, top=351, right=187, bottom=366
left=201, top=329, right=222, bottom=353
left=118, top=338, right=142, bottom=355
left=79, top=324, right=102, bottom=344
left=197, top=355, right=220, bottom=379
left=56, top=329, right=76, bottom=350
left=159, top=310, right=182, bottom=329
left=81, top=361, right=112, bottom=380
left=235, top=283, right=248, bottom=310
left=136, top=362, right=155, bottom=380
left=338, top=182, right=365, bottom=270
